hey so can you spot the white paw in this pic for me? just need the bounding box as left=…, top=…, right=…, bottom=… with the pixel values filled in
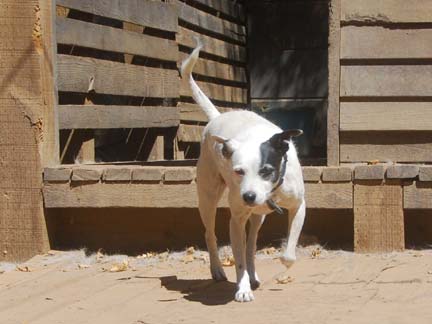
left=211, top=266, right=227, bottom=281
left=280, top=254, right=296, bottom=269
left=235, top=289, right=255, bottom=302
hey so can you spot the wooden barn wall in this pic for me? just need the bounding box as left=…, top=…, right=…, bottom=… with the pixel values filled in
left=339, top=0, right=432, bottom=163
left=54, top=0, right=247, bottom=163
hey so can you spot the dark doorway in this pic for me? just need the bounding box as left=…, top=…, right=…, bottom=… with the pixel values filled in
left=246, top=0, right=329, bottom=165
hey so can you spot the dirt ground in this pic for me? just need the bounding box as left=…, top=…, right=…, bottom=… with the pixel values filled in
left=1, top=246, right=432, bottom=324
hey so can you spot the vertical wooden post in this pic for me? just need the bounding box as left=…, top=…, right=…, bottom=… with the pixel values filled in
left=354, top=183, right=405, bottom=252
left=0, top=0, right=58, bottom=261
left=327, top=0, right=341, bottom=166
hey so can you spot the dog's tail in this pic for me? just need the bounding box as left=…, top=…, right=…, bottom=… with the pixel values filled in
left=180, top=40, right=220, bottom=121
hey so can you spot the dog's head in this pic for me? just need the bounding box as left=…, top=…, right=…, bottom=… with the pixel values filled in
left=214, top=129, right=303, bottom=207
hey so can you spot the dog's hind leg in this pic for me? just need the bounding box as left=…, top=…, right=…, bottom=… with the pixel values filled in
left=281, top=199, right=306, bottom=268
left=197, top=160, right=227, bottom=281
left=246, top=214, right=265, bottom=290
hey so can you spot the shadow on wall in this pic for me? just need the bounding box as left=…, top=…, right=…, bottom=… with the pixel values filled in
left=46, top=208, right=353, bottom=254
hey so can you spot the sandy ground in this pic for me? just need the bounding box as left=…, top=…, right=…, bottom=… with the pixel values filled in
left=1, top=246, right=432, bottom=324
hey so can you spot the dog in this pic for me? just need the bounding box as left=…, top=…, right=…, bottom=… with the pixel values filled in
left=181, top=43, right=306, bottom=302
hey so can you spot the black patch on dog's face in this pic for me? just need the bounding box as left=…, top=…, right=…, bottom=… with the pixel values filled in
left=259, top=140, right=287, bottom=183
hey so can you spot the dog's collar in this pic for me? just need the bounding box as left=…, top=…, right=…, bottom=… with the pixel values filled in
left=266, top=154, right=288, bottom=214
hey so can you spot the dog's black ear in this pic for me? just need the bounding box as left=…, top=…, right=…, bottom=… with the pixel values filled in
left=213, top=135, right=237, bottom=159
left=268, top=129, right=303, bottom=152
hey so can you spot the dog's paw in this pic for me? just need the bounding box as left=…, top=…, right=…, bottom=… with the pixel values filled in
left=280, top=255, right=296, bottom=269
left=235, top=289, right=255, bottom=302
left=211, top=266, right=227, bottom=282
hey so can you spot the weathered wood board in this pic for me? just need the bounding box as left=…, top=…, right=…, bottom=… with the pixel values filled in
left=354, top=184, right=404, bottom=252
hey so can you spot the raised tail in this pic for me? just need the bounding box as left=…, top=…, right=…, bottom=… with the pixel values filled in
left=180, top=41, right=220, bottom=121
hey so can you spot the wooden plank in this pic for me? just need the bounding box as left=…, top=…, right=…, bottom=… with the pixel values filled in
left=178, top=51, right=246, bottom=83
left=341, top=26, right=432, bottom=60
left=177, top=27, right=246, bottom=63
left=354, top=165, right=386, bottom=180
left=327, top=0, right=341, bottom=166
left=304, top=183, right=353, bottom=209
left=340, top=102, right=432, bottom=131
left=58, top=105, right=179, bottom=129
left=340, top=132, right=432, bottom=163
left=302, top=167, right=322, bottom=182
left=56, top=0, right=178, bottom=32
left=405, top=182, right=432, bottom=209
left=386, top=165, right=419, bottom=179
left=42, top=182, right=207, bottom=208
left=43, top=177, right=351, bottom=209
left=341, top=0, right=432, bottom=24
left=177, top=124, right=205, bottom=143
left=0, top=2, right=49, bottom=262
left=57, top=54, right=179, bottom=98
left=187, top=0, right=245, bottom=22
left=180, top=79, right=247, bottom=103
left=176, top=0, right=245, bottom=43
left=419, top=166, right=432, bottom=182
left=354, top=184, right=404, bottom=253
left=56, top=17, right=178, bottom=62
left=40, top=0, right=59, bottom=167
left=178, top=103, right=235, bottom=122
left=322, top=167, right=352, bottom=182
left=341, top=65, right=432, bottom=97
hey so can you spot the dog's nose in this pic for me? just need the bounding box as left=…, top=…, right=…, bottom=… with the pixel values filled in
left=242, top=191, right=256, bottom=205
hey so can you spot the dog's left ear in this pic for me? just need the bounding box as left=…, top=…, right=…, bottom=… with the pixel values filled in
left=269, top=129, right=303, bottom=152
left=212, top=135, right=238, bottom=159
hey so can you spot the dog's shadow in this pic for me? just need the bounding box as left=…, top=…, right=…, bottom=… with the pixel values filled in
left=160, top=275, right=236, bottom=305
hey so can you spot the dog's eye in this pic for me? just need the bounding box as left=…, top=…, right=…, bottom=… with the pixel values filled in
left=259, top=166, right=274, bottom=179
left=234, top=168, right=245, bottom=176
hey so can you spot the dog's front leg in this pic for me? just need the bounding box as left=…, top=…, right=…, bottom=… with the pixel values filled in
left=281, top=199, right=306, bottom=268
left=246, top=214, right=265, bottom=290
left=229, top=200, right=254, bottom=302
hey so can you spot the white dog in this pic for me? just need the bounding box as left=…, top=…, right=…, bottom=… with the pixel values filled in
left=181, top=44, right=306, bottom=302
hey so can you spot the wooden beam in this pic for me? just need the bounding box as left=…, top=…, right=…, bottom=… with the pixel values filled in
left=404, top=182, right=432, bottom=209
left=56, top=0, right=178, bottom=32
left=341, top=26, right=432, bottom=60
left=57, top=17, right=178, bottom=62
left=354, top=184, right=404, bottom=252
left=57, top=54, right=179, bottom=98
left=180, top=79, right=247, bottom=103
left=327, top=0, right=341, bottom=166
left=340, top=102, right=432, bottom=131
left=177, top=124, right=205, bottom=143
left=341, top=65, right=432, bottom=97
left=58, top=105, right=179, bottom=129
left=340, top=132, right=432, bottom=163
left=304, top=183, right=353, bottom=209
left=177, top=27, right=246, bottom=63
left=178, top=52, right=246, bottom=83
left=176, top=0, right=246, bottom=43
left=178, top=103, right=235, bottom=122
left=341, top=0, right=432, bottom=24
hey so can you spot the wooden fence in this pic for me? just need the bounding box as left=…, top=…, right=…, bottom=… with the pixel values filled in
left=339, top=0, right=432, bottom=163
left=55, top=0, right=247, bottom=163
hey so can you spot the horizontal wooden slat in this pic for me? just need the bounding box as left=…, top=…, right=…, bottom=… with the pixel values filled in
left=341, top=0, right=432, bottom=24
left=404, top=182, right=432, bottom=209
left=188, top=0, right=245, bottom=22
left=178, top=103, right=236, bottom=122
left=56, top=17, right=178, bottom=62
left=177, top=124, right=204, bottom=143
left=177, top=27, right=246, bottom=62
left=340, top=132, right=432, bottom=163
left=180, top=79, right=247, bottom=103
left=56, top=0, right=177, bottom=32
left=340, top=102, right=432, bottom=131
left=57, top=54, right=179, bottom=98
left=58, top=105, right=179, bottom=129
left=43, top=174, right=352, bottom=209
left=178, top=52, right=246, bottom=83
left=341, top=26, right=432, bottom=60
left=341, top=65, right=432, bottom=97
left=305, top=183, right=353, bottom=209
left=176, top=0, right=245, bottom=43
